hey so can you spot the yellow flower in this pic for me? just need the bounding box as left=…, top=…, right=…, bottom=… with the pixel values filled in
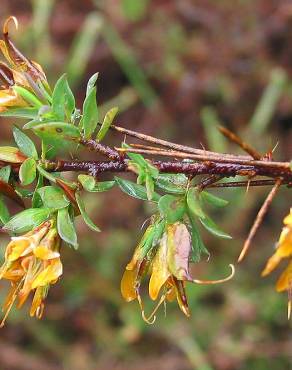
left=0, top=62, right=27, bottom=112
left=0, top=220, right=62, bottom=326
left=262, top=208, right=292, bottom=319
left=121, top=222, right=234, bottom=323
left=0, top=16, right=50, bottom=112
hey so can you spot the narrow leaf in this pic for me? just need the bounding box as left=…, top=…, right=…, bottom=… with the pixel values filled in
left=96, top=106, right=118, bottom=142
left=37, top=186, right=70, bottom=209
left=187, top=187, right=206, bottom=219
left=13, top=126, right=38, bottom=159
left=57, top=207, right=78, bottom=248
left=115, top=176, right=160, bottom=202
left=200, top=191, right=228, bottom=207
left=75, top=192, right=100, bottom=232
left=81, top=86, right=99, bottom=139
left=199, top=215, right=232, bottom=239
left=52, top=74, right=75, bottom=121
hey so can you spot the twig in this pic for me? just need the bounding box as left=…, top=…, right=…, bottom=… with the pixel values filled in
left=218, top=126, right=262, bottom=159
left=111, top=123, right=252, bottom=160
left=116, top=147, right=291, bottom=170
left=238, top=178, right=282, bottom=262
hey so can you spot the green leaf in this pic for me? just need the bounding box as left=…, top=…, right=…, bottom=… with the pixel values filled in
left=155, top=173, right=188, bottom=194
left=37, top=186, right=70, bottom=209
left=86, top=72, right=99, bottom=96
left=200, top=191, right=228, bottom=208
left=187, top=187, right=206, bottom=219
left=78, top=175, right=115, bottom=192
left=57, top=207, right=78, bottom=248
left=0, top=166, right=11, bottom=183
left=158, top=194, right=186, bottom=223
left=0, top=146, right=26, bottom=163
left=123, top=143, right=148, bottom=168
left=13, top=126, right=38, bottom=159
left=0, top=195, right=10, bottom=224
left=75, top=192, right=100, bottom=232
left=19, top=158, right=37, bottom=185
left=199, top=215, right=232, bottom=239
left=77, top=174, right=95, bottom=191
left=152, top=219, right=166, bottom=245
left=0, top=107, right=39, bottom=119
left=13, top=86, right=43, bottom=108
left=145, top=173, right=154, bottom=201
left=32, top=174, right=44, bottom=208
left=31, top=121, right=80, bottom=145
left=115, top=176, right=160, bottom=202
left=188, top=215, right=209, bottom=263
left=96, top=106, right=118, bottom=142
left=52, top=74, right=75, bottom=121
left=81, top=86, right=99, bottom=139
left=4, top=208, right=53, bottom=233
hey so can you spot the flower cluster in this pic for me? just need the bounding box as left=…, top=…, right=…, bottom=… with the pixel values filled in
left=0, top=220, right=62, bottom=326
left=0, top=16, right=49, bottom=112
left=262, top=209, right=292, bottom=319
left=121, top=220, right=234, bottom=323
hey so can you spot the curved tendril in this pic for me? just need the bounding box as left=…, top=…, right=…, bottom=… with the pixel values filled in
left=136, top=289, right=168, bottom=325
left=3, top=16, right=18, bottom=35
left=191, top=264, right=235, bottom=285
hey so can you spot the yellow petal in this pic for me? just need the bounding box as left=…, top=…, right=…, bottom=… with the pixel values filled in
left=126, top=225, right=154, bottom=271
left=120, top=269, right=137, bottom=302
left=167, top=223, right=191, bottom=280
left=276, top=260, right=292, bottom=292
left=7, top=238, right=31, bottom=262
left=31, top=259, right=62, bottom=289
left=283, top=210, right=292, bottom=226
left=30, top=286, right=47, bottom=318
left=173, top=278, right=190, bottom=317
left=149, top=233, right=170, bottom=300
left=33, top=245, right=60, bottom=260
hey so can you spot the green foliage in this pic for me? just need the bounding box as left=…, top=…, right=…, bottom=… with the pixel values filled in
left=75, top=192, right=101, bottom=232
left=19, top=158, right=37, bottom=185
left=57, top=207, right=78, bottom=248
left=4, top=208, right=54, bottom=233
left=81, top=86, right=99, bottom=138
left=37, top=186, right=70, bottom=209
left=52, top=74, right=75, bottom=121
left=0, top=166, right=11, bottom=183
left=115, top=176, right=159, bottom=202
left=96, top=106, right=118, bottom=142
left=13, top=126, right=38, bottom=159
left=78, top=175, right=115, bottom=192
left=13, top=86, right=43, bottom=108
left=155, top=173, right=188, bottom=194
left=158, top=194, right=186, bottom=223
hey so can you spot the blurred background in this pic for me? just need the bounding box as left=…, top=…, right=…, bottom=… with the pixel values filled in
left=0, top=1, right=292, bottom=369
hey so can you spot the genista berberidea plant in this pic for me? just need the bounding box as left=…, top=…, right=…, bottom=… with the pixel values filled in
left=0, top=17, right=291, bottom=325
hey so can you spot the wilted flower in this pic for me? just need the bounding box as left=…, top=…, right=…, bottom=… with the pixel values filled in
left=262, top=208, right=292, bottom=319
left=121, top=221, right=234, bottom=323
left=0, top=219, right=62, bottom=326
left=0, top=16, right=49, bottom=112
